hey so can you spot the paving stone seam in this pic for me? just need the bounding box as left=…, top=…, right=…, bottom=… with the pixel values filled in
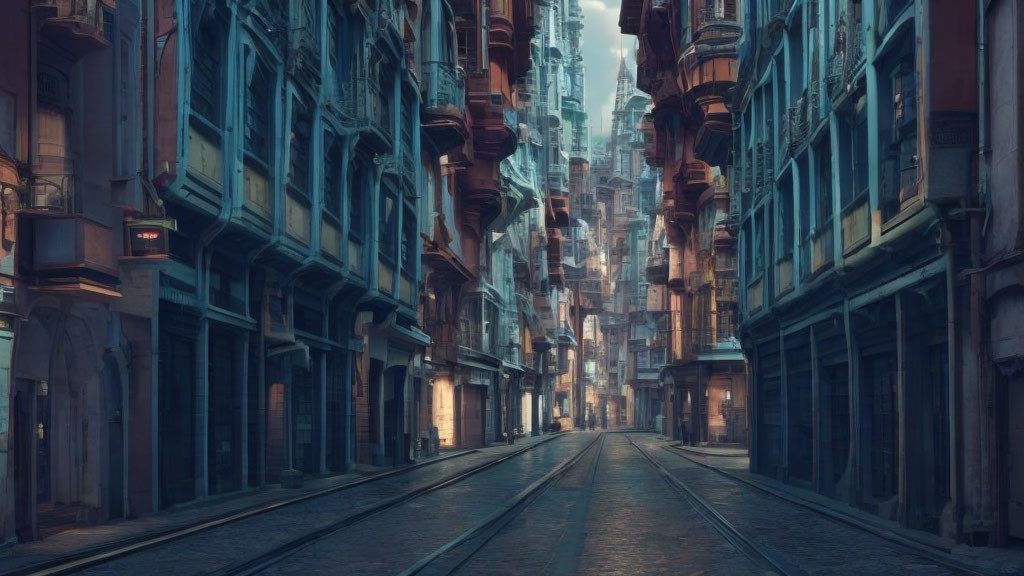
left=660, top=444, right=988, bottom=576
left=397, top=433, right=607, bottom=576
left=626, top=435, right=805, bottom=576
left=9, top=434, right=568, bottom=576
left=203, top=433, right=574, bottom=576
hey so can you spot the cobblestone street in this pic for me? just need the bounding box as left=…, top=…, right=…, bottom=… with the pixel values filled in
left=4, top=432, right=1020, bottom=576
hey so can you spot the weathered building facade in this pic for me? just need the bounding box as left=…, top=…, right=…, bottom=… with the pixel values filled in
left=727, top=0, right=1021, bottom=547
left=985, top=0, right=1024, bottom=546
left=0, top=0, right=587, bottom=545
left=1, top=0, right=142, bottom=542
left=618, top=0, right=747, bottom=443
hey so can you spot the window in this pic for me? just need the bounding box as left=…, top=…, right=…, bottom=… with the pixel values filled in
left=289, top=100, right=311, bottom=196
left=350, top=165, right=366, bottom=239
left=752, top=211, right=764, bottom=275
left=324, top=138, right=342, bottom=218
left=299, top=0, right=319, bottom=47
left=717, top=308, right=734, bottom=339
left=853, top=113, right=869, bottom=199
left=327, top=6, right=339, bottom=84
left=244, top=56, right=272, bottom=164
left=882, top=47, right=919, bottom=220
left=457, top=28, right=476, bottom=72
left=651, top=346, right=666, bottom=367
left=816, top=140, right=833, bottom=226
left=379, top=187, right=398, bottom=261
left=191, top=1, right=222, bottom=127
left=401, top=204, right=416, bottom=271
left=0, top=90, right=14, bottom=157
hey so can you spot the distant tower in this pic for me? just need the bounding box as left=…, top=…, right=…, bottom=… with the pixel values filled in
left=610, top=57, right=635, bottom=174
left=613, top=56, right=634, bottom=109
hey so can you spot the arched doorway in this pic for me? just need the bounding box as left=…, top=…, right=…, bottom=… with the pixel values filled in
left=13, top=308, right=102, bottom=539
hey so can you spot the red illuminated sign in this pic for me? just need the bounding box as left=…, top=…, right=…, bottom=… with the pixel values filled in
left=128, top=225, right=170, bottom=256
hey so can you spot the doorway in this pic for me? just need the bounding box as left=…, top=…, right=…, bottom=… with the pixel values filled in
left=1008, top=372, right=1024, bottom=540
left=382, top=366, right=406, bottom=465
left=103, top=358, right=125, bottom=520
left=158, top=324, right=196, bottom=508
left=13, top=380, right=34, bottom=541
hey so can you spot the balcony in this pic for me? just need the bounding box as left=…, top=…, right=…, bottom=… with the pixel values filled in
left=287, top=1, right=321, bottom=84
left=646, top=250, right=668, bottom=284
left=421, top=62, right=469, bottom=150
left=546, top=196, right=570, bottom=228
left=339, top=76, right=391, bottom=152
left=828, top=12, right=866, bottom=98
left=23, top=171, right=74, bottom=213
left=424, top=320, right=459, bottom=365
left=682, top=161, right=712, bottom=192
left=467, top=76, right=518, bottom=159
left=18, top=213, right=120, bottom=298
left=693, top=0, right=741, bottom=38
left=34, top=0, right=113, bottom=57
left=715, top=275, right=738, bottom=302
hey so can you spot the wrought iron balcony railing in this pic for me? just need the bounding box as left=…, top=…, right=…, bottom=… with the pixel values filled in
left=423, top=61, right=466, bottom=111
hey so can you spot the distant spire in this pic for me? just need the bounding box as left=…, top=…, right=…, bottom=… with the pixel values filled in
left=613, top=56, right=634, bottom=115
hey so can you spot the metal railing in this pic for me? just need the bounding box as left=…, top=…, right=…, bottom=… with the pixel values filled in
left=339, top=76, right=388, bottom=135
left=423, top=61, right=466, bottom=111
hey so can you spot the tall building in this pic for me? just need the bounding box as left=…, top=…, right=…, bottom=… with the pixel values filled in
left=0, top=0, right=141, bottom=541
left=727, top=0, right=1022, bottom=547
left=618, top=0, right=746, bottom=442
left=0, top=0, right=578, bottom=544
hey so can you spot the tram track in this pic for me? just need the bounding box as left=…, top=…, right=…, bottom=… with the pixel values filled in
left=659, top=443, right=987, bottom=576
left=626, top=435, right=808, bottom=576
left=4, top=433, right=567, bottom=576
left=396, top=432, right=606, bottom=576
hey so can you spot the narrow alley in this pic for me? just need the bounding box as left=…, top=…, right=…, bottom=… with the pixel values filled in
left=0, top=0, right=1023, bottom=574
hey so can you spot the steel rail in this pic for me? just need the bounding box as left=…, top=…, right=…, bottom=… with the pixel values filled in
left=661, top=444, right=985, bottom=576
left=4, top=434, right=565, bottom=576
left=397, top=432, right=607, bottom=576
left=626, top=435, right=807, bottom=576
left=207, top=432, right=573, bottom=576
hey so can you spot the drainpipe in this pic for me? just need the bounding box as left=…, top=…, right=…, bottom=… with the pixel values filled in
left=968, top=0, right=992, bottom=544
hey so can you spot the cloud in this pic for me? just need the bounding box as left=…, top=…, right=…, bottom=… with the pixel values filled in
left=579, top=0, right=633, bottom=136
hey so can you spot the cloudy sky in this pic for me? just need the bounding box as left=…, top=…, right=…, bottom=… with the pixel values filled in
left=579, top=0, right=635, bottom=136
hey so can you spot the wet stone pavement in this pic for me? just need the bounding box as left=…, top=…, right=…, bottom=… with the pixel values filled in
left=2, top=432, right=1015, bottom=576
